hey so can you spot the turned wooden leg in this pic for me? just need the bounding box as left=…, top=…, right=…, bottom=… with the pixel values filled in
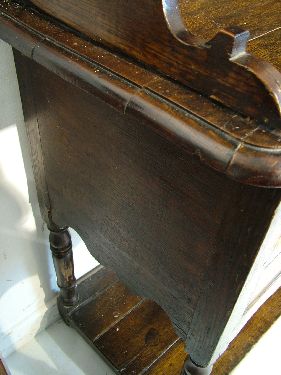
left=182, top=357, right=213, bottom=375
left=49, top=226, right=78, bottom=306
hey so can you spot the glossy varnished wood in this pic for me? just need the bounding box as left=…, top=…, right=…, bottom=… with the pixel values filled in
left=49, top=227, right=78, bottom=306
left=62, top=267, right=183, bottom=374
left=16, top=0, right=281, bottom=126
left=71, top=281, right=142, bottom=339
left=96, top=301, right=179, bottom=374
left=2, top=0, right=281, bottom=370
left=0, top=3, right=281, bottom=187
left=1, top=1, right=281, bottom=186
left=62, top=266, right=281, bottom=374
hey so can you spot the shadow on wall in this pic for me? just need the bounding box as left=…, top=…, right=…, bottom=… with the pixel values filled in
left=0, top=40, right=98, bottom=359
left=0, top=126, right=58, bottom=357
left=0, top=39, right=58, bottom=358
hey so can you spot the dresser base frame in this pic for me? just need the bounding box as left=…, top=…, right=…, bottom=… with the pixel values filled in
left=55, top=252, right=281, bottom=375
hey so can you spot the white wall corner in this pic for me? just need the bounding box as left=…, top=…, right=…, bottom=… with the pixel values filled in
left=0, top=40, right=98, bottom=359
left=0, top=297, right=59, bottom=358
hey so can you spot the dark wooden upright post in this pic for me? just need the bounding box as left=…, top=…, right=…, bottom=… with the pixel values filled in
left=49, top=226, right=78, bottom=307
left=182, top=357, right=213, bottom=375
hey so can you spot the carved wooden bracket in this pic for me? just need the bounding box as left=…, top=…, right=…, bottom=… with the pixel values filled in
left=15, top=0, right=281, bottom=126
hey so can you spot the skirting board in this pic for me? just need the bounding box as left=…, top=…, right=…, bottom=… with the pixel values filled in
left=0, top=296, right=59, bottom=358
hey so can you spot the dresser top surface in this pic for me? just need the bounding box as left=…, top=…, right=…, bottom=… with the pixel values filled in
left=28, top=0, right=281, bottom=72
left=1, top=0, right=281, bottom=187
left=26, top=0, right=281, bottom=128
left=180, top=0, right=281, bottom=71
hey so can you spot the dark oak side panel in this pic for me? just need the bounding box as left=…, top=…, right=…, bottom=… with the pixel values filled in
left=14, top=52, right=281, bottom=366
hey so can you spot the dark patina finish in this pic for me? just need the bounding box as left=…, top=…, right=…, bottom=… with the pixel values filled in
left=1, top=1, right=280, bottom=373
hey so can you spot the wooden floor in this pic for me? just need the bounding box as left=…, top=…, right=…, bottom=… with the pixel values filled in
left=61, top=267, right=281, bottom=375
left=0, top=360, right=8, bottom=375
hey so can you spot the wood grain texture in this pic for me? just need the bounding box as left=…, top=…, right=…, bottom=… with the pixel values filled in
left=14, top=55, right=281, bottom=366
left=250, top=29, right=281, bottom=71
left=63, top=268, right=185, bottom=374
left=2, top=2, right=281, bottom=186
left=146, top=342, right=187, bottom=375
left=9, top=41, right=51, bottom=224
left=72, top=281, right=143, bottom=341
left=179, top=0, right=280, bottom=40
left=19, top=0, right=281, bottom=126
left=6, top=2, right=281, bottom=368
left=95, top=300, right=179, bottom=374
left=62, top=267, right=281, bottom=374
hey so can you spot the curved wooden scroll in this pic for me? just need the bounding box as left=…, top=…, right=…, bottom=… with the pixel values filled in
left=29, top=0, right=281, bottom=126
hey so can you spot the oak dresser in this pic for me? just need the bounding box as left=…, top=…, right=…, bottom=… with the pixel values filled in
left=0, top=1, right=280, bottom=373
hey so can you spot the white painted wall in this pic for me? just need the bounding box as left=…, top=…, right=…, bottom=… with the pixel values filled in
left=0, top=40, right=98, bottom=358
